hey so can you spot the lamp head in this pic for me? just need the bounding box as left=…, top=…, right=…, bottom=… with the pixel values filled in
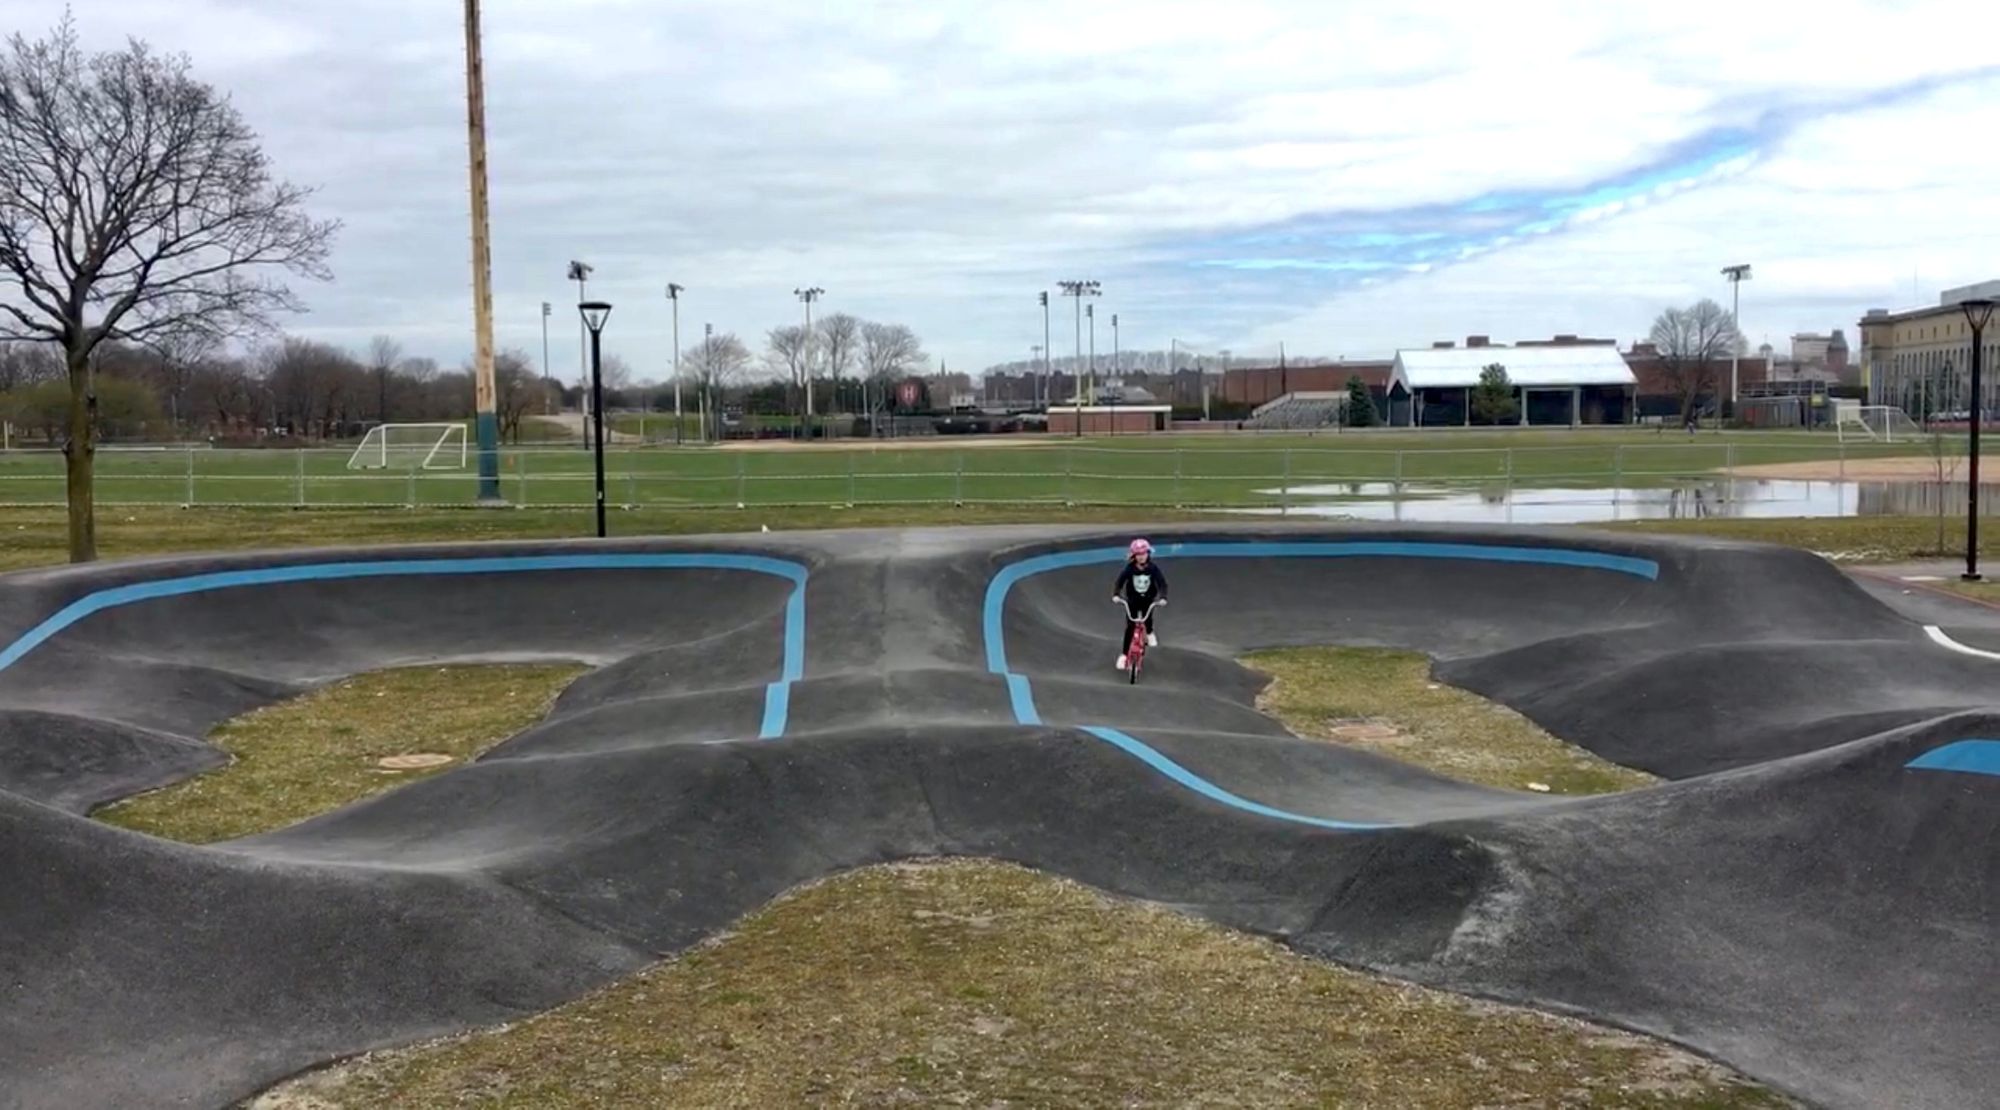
left=579, top=301, right=612, bottom=334
left=1960, top=297, right=1995, bottom=332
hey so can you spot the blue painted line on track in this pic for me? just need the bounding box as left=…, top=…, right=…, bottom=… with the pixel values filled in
left=986, top=540, right=1661, bottom=830
left=0, top=553, right=810, bottom=739
left=1082, top=728, right=1390, bottom=830
left=1905, top=739, right=2000, bottom=777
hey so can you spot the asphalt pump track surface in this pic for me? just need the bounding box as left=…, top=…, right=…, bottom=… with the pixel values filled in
left=0, top=524, right=1994, bottom=1109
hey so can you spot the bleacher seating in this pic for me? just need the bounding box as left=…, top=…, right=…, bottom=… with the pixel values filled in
left=1244, top=393, right=1345, bottom=430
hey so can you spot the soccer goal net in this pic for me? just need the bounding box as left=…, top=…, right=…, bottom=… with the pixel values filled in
left=1835, top=404, right=1925, bottom=444
left=347, top=423, right=469, bottom=470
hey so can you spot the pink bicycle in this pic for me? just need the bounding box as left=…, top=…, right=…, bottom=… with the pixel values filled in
left=1115, top=596, right=1165, bottom=684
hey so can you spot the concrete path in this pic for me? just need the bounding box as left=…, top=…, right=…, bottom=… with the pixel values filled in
left=0, top=524, right=1994, bottom=1110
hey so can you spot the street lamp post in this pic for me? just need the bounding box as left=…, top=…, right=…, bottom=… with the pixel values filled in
left=1058, top=280, right=1100, bottom=435
left=667, top=284, right=685, bottom=445
left=1722, top=264, right=1752, bottom=417
left=702, top=322, right=714, bottom=443
left=794, top=286, right=824, bottom=437
left=579, top=301, right=613, bottom=538
left=1960, top=297, right=1994, bottom=581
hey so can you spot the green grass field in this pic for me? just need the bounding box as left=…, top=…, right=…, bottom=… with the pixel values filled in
left=0, top=428, right=1965, bottom=510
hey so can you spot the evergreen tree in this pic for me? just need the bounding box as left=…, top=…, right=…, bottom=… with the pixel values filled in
left=1345, top=375, right=1378, bottom=427
left=1471, top=362, right=1518, bottom=425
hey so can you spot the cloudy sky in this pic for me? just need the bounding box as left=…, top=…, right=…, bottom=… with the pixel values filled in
left=14, top=0, right=2000, bottom=381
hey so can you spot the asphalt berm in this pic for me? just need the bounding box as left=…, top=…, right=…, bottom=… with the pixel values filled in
left=0, top=524, right=1993, bottom=1109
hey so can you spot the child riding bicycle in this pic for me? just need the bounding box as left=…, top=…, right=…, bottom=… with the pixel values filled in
left=1113, top=538, right=1168, bottom=671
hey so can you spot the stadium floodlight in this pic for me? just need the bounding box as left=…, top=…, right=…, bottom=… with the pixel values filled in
left=1721, top=264, right=1752, bottom=414
left=579, top=300, right=613, bottom=538
left=667, top=283, right=685, bottom=444
left=1057, top=280, right=1101, bottom=435
left=794, top=287, right=824, bottom=433
left=1959, top=296, right=1994, bottom=581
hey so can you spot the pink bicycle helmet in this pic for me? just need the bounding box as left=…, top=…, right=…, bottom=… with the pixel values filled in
left=1129, top=538, right=1152, bottom=557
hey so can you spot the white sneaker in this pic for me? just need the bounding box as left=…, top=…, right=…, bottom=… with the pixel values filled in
left=1146, top=633, right=1158, bottom=647
left=1116, top=655, right=1128, bottom=670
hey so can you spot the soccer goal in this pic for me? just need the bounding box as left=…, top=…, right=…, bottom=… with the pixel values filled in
left=347, top=423, right=469, bottom=470
left=1834, top=404, right=1925, bottom=444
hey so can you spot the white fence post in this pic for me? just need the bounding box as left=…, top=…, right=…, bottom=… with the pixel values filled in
left=954, top=452, right=964, bottom=506
left=1173, top=448, right=1183, bottom=507
left=736, top=453, right=747, bottom=507
left=847, top=451, right=857, bottom=506
left=184, top=447, right=195, bottom=507
left=295, top=450, right=306, bottom=507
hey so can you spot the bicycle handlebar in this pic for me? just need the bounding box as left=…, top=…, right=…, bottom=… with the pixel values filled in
left=1113, top=596, right=1165, bottom=620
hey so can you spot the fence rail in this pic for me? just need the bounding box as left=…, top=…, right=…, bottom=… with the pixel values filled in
left=0, top=439, right=1976, bottom=512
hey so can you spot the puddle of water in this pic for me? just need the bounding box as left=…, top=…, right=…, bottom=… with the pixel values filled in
left=1237, top=478, right=2000, bottom=524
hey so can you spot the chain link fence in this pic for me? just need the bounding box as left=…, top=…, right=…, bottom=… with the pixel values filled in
left=0, top=437, right=1973, bottom=514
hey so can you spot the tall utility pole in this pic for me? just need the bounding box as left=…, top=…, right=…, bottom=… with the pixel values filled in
left=568, top=261, right=592, bottom=447
left=667, top=284, right=685, bottom=444
left=1722, top=263, right=1752, bottom=416
left=1086, top=304, right=1097, bottom=405
left=462, top=0, right=501, bottom=500
left=1058, top=281, right=1100, bottom=413
left=540, top=302, right=552, bottom=415
left=1039, top=290, right=1052, bottom=408
left=702, top=322, right=714, bottom=443
left=794, top=286, right=823, bottom=435
left=1111, top=313, right=1120, bottom=381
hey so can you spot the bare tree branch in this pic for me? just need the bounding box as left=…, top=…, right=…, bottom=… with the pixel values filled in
left=0, top=15, right=337, bottom=560
left=1649, top=299, right=1740, bottom=423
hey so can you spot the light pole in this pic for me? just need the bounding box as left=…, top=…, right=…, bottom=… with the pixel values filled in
left=702, top=322, right=714, bottom=443
left=579, top=301, right=613, bottom=539
left=1960, top=297, right=1994, bottom=581
left=1109, top=312, right=1120, bottom=435
left=1722, top=263, right=1752, bottom=417
left=568, top=260, right=593, bottom=447
left=794, top=286, right=823, bottom=437
left=1029, top=345, right=1042, bottom=407
left=1086, top=303, right=1096, bottom=407
left=462, top=0, right=501, bottom=502
left=1058, top=280, right=1100, bottom=434
left=1039, top=290, right=1052, bottom=408
left=667, top=283, right=685, bottom=444
left=540, top=301, right=552, bottom=417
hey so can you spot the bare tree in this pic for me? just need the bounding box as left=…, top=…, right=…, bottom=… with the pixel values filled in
left=818, top=312, right=861, bottom=381
left=0, top=17, right=337, bottom=560
left=490, top=348, right=547, bottom=443
left=598, top=352, right=634, bottom=393
left=365, top=336, right=401, bottom=423
left=0, top=339, right=58, bottom=391
left=685, top=331, right=751, bottom=440
left=1648, top=299, right=1740, bottom=425
left=767, top=324, right=811, bottom=423
left=860, top=322, right=926, bottom=415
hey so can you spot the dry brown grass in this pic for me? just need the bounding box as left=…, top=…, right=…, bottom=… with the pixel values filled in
left=98, top=664, right=583, bottom=843
left=1248, top=646, right=1656, bottom=794
left=256, top=860, right=1786, bottom=1109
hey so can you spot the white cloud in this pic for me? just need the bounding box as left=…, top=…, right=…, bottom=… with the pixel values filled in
left=2, top=0, right=1996, bottom=376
